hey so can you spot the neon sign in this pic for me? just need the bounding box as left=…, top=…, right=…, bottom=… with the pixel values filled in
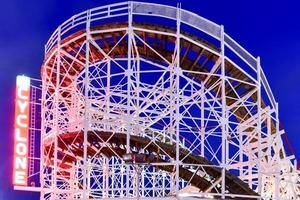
left=13, top=75, right=30, bottom=186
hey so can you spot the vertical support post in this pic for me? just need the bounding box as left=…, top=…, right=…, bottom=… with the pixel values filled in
left=41, top=46, right=47, bottom=200
left=52, top=25, right=61, bottom=199
left=136, top=165, right=140, bottom=199
left=87, top=159, right=91, bottom=193
left=275, top=102, right=280, bottom=200
left=175, top=3, right=181, bottom=197
left=267, top=110, right=271, bottom=161
left=119, top=162, right=123, bottom=198
left=83, top=10, right=91, bottom=199
left=126, top=2, right=133, bottom=197
left=238, top=127, right=243, bottom=177
left=75, top=164, right=79, bottom=198
left=265, top=108, right=272, bottom=198
left=141, top=168, right=145, bottom=197
left=220, top=25, right=226, bottom=199
left=103, top=157, right=109, bottom=198
left=112, top=157, right=115, bottom=198
left=257, top=56, right=262, bottom=195
left=162, top=172, right=165, bottom=197
left=130, top=24, right=141, bottom=117
left=103, top=57, right=111, bottom=195
left=105, top=59, right=111, bottom=131
left=201, top=81, right=205, bottom=157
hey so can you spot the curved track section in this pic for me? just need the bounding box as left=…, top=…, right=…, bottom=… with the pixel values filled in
left=44, top=131, right=257, bottom=197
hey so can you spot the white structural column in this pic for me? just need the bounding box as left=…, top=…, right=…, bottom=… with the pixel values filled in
left=52, top=26, right=61, bottom=199
left=105, top=59, right=111, bottom=131
left=257, top=56, right=262, bottom=195
left=275, top=102, right=280, bottom=200
left=83, top=10, right=91, bottom=199
left=220, top=25, right=227, bottom=199
left=126, top=2, right=133, bottom=197
left=201, top=81, right=205, bottom=158
left=40, top=44, right=47, bottom=200
left=103, top=157, right=109, bottom=197
left=175, top=4, right=181, bottom=197
left=238, top=126, right=243, bottom=178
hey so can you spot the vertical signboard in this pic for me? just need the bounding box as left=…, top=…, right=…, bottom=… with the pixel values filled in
left=13, top=75, right=30, bottom=186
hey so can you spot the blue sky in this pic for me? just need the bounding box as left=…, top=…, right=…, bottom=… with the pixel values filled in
left=0, top=0, right=299, bottom=199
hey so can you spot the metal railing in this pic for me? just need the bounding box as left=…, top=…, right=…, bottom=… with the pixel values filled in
left=45, top=1, right=277, bottom=112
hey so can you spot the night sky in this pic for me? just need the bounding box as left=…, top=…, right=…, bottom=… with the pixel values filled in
left=0, top=0, right=300, bottom=199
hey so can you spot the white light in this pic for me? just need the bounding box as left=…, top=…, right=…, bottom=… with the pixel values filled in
left=120, top=167, right=125, bottom=173
left=16, top=75, right=30, bottom=91
left=178, top=192, right=214, bottom=199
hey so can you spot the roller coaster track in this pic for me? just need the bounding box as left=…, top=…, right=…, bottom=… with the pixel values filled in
left=44, top=131, right=258, bottom=198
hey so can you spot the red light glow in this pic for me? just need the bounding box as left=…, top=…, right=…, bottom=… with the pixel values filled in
left=13, top=76, right=30, bottom=186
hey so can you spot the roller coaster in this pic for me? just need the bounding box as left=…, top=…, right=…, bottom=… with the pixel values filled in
left=13, top=2, right=300, bottom=199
